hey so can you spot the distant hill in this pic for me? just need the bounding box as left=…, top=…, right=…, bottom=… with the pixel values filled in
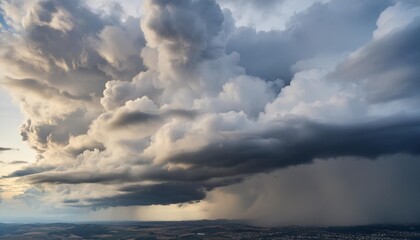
left=0, top=221, right=419, bottom=239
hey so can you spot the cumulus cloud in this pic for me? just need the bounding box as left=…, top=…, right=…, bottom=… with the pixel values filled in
left=332, top=18, right=420, bottom=102
left=0, top=0, right=419, bottom=225
left=217, top=0, right=325, bottom=32
left=225, top=0, right=395, bottom=82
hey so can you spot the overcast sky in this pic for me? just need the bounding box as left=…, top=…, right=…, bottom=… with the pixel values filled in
left=0, top=0, right=419, bottom=225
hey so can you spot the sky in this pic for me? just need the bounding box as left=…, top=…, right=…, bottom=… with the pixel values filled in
left=0, top=0, right=419, bottom=225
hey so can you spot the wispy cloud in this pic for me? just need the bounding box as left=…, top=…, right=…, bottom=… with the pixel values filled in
left=0, top=147, right=18, bottom=152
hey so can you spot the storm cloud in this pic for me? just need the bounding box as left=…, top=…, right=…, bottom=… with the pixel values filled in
left=0, top=0, right=419, bottom=225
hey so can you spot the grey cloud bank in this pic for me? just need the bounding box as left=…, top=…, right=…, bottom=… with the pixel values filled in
left=0, top=0, right=419, bottom=225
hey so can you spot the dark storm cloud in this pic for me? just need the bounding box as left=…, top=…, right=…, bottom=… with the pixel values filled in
left=110, top=112, right=161, bottom=128
left=49, top=111, right=420, bottom=206
left=166, top=116, right=420, bottom=177
left=25, top=163, right=243, bottom=187
left=332, top=18, right=420, bottom=102
left=2, top=0, right=420, bottom=218
left=226, top=0, right=392, bottom=81
left=86, top=183, right=208, bottom=208
left=63, top=199, right=79, bottom=204
left=24, top=116, right=420, bottom=187
left=74, top=115, right=420, bottom=207
left=110, top=109, right=197, bottom=128
left=26, top=170, right=134, bottom=184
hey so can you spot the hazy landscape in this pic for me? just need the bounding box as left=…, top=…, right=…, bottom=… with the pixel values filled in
left=1, top=221, right=420, bottom=240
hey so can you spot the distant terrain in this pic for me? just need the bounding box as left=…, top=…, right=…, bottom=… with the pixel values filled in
left=0, top=221, right=419, bottom=239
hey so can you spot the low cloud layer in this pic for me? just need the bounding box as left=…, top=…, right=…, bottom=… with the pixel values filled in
left=0, top=147, right=14, bottom=152
left=0, top=0, right=419, bottom=225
